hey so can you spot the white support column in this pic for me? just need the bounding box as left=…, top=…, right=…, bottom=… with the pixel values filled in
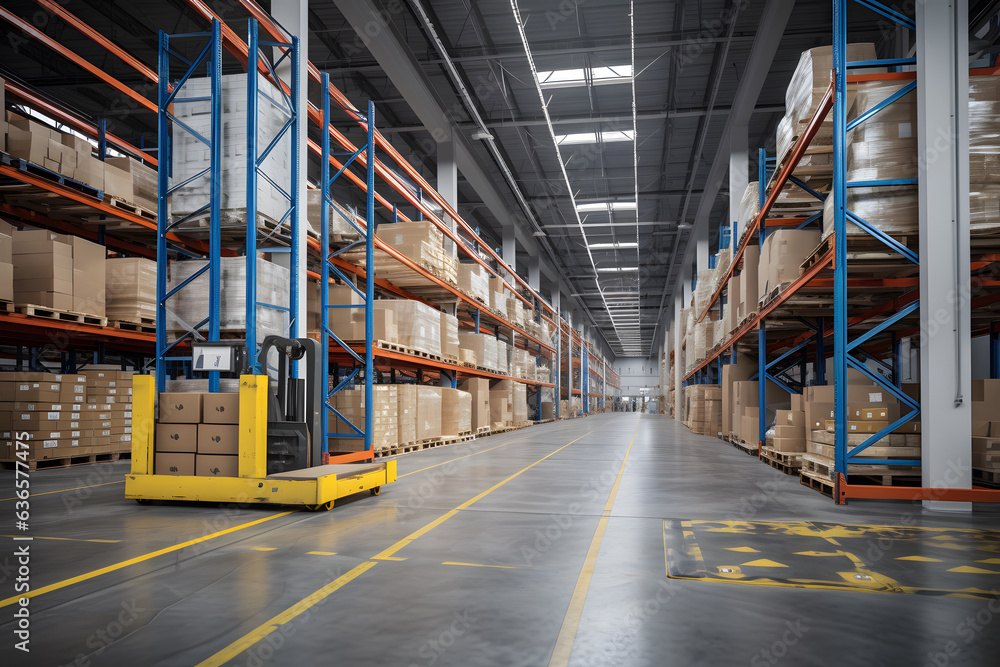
left=695, top=220, right=710, bottom=274
left=917, top=0, right=971, bottom=511
left=503, top=230, right=516, bottom=274
left=272, top=0, right=307, bottom=355
left=438, top=138, right=458, bottom=257
left=730, top=125, right=749, bottom=237
left=674, top=292, right=683, bottom=419
left=528, top=258, right=540, bottom=292
left=682, top=264, right=694, bottom=308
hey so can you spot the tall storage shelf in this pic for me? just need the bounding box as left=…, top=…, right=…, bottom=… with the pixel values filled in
left=677, top=0, right=1000, bottom=504
left=0, top=4, right=574, bottom=465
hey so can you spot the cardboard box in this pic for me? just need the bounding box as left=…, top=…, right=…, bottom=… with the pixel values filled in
left=757, top=230, right=820, bottom=300
left=416, top=386, right=442, bottom=441
left=202, top=393, right=239, bottom=424
left=771, top=436, right=806, bottom=453
left=196, top=454, right=238, bottom=477
left=155, top=452, right=195, bottom=476
left=155, top=423, right=198, bottom=452
left=739, top=245, right=760, bottom=320
left=197, top=423, right=239, bottom=455
left=851, top=404, right=900, bottom=422
left=12, top=229, right=71, bottom=256
left=158, top=392, right=202, bottom=423
left=0, top=262, right=13, bottom=302
left=458, top=378, right=490, bottom=431
left=805, top=402, right=834, bottom=431
left=15, top=291, right=74, bottom=310
left=396, top=384, right=417, bottom=446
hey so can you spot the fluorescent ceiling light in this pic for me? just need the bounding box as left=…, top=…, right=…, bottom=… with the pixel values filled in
left=596, top=266, right=638, bottom=272
left=555, top=130, right=635, bottom=145
left=588, top=242, right=639, bottom=249
left=537, top=65, right=632, bottom=89
left=577, top=201, right=637, bottom=213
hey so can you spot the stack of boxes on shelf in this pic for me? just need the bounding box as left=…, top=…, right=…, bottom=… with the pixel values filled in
left=371, top=221, right=459, bottom=287
left=329, top=385, right=398, bottom=453
left=970, top=77, right=1000, bottom=235
left=0, top=221, right=12, bottom=303
left=306, top=189, right=362, bottom=242
left=83, top=368, right=134, bottom=455
left=457, top=262, right=490, bottom=306
left=441, top=387, right=473, bottom=437
left=10, top=229, right=107, bottom=318
left=683, top=384, right=721, bottom=437
left=155, top=392, right=240, bottom=477
left=105, top=257, right=157, bottom=325
left=459, top=378, right=490, bottom=432
left=973, top=380, right=1000, bottom=477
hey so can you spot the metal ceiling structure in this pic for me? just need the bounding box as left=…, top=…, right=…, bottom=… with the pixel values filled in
left=0, top=0, right=917, bottom=357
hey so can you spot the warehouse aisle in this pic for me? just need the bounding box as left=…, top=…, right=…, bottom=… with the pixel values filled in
left=2, top=414, right=1000, bottom=666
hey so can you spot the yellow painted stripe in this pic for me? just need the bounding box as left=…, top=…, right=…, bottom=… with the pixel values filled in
left=442, top=561, right=519, bottom=569
left=399, top=438, right=525, bottom=477
left=549, top=418, right=639, bottom=667
left=0, top=479, right=124, bottom=502
left=0, top=534, right=119, bottom=544
left=197, top=430, right=594, bottom=667
left=0, top=511, right=294, bottom=609
left=194, top=560, right=378, bottom=667
left=306, top=551, right=337, bottom=556
left=252, top=547, right=276, bottom=552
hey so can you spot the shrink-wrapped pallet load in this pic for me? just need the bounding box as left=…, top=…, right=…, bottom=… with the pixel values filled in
left=329, top=386, right=398, bottom=452
left=106, top=258, right=156, bottom=324
left=374, top=300, right=442, bottom=358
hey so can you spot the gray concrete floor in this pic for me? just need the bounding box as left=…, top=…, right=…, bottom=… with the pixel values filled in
left=1, top=413, right=1000, bottom=666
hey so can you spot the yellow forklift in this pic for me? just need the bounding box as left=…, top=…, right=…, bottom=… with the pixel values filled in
left=125, top=336, right=396, bottom=510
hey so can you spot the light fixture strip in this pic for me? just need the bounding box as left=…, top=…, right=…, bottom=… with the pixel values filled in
left=630, top=0, right=642, bottom=352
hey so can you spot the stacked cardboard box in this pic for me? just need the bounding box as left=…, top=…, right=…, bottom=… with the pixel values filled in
left=82, top=368, right=133, bottom=454
left=12, top=229, right=106, bottom=316
left=973, top=380, right=1000, bottom=471
left=511, top=382, right=529, bottom=426
left=683, top=385, right=721, bottom=436
left=0, top=220, right=12, bottom=302
left=459, top=378, right=490, bottom=431
left=373, top=221, right=458, bottom=286
left=756, top=230, right=820, bottom=306
left=458, top=333, right=498, bottom=371
left=490, top=380, right=514, bottom=428
left=969, top=77, right=1000, bottom=235
left=396, top=385, right=418, bottom=446
left=488, top=277, right=508, bottom=315
left=155, top=392, right=240, bottom=477
left=375, top=300, right=440, bottom=357
left=330, top=385, right=398, bottom=452
left=1, top=373, right=92, bottom=462
left=105, top=157, right=157, bottom=210
left=441, top=388, right=473, bottom=437
left=105, top=257, right=156, bottom=324
left=440, top=312, right=460, bottom=362
left=722, top=354, right=756, bottom=439
left=416, top=386, right=443, bottom=441
left=457, top=262, right=490, bottom=305
left=769, top=403, right=807, bottom=453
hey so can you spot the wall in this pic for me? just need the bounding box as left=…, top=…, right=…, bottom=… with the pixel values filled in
left=615, top=357, right=659, bottom=398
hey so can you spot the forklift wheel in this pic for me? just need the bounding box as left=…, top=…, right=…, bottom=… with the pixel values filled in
left=306, top=500, right=335, bottom=511
left=370, top=486, right=381, bottom=496
left=135, top=499, right=151, bottom=505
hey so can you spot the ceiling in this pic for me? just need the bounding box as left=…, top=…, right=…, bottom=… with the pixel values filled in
left=0, top=0, right=958, bottom=357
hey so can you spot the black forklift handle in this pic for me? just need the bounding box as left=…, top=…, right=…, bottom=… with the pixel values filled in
left=256, top=335, right=307, bottom=369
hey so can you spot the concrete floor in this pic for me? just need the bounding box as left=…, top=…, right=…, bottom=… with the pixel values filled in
left=2, top=413, right=1000, bottom=666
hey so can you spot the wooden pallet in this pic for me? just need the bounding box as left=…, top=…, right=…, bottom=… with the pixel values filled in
left=732, top=438, right=758, bottom=456
left=15, top=303, right=108, bottom=327
left=0, top=451, right=120, bottom=472
left=800, top=470, right=835, bottom=498
left=1, top=152, right=104, bottom=199
left=972, top=467, right=1000, bottom=487
left=111, top=318, right=156, bottom=333
left=105, top=196, right=156, bottom=221
left=0, top=300, right=12, bottom=314
left=801, top=236, right=833, bottom=272
left=761, top=447, right=804, bottom=475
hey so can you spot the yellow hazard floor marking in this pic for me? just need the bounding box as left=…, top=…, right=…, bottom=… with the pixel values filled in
left=977, top=558, right=1000, bottom=564
left=306, top=551, right=337, bottom=556
left=252, top=547, right=276, bottom=552
left=741, top=559, right=788, bottom=568
left=795, top=551, right=842, bottom=557
left=897, top=556, right=943, bottom=562
left=0, top=511, right=295, bottom=609
left=0, top=479, right=124, bottom=502
left=548, top=419, right=639, bottom=667
left=0, top=534, right=119, bottom=543
left=442, top=561, right=519, bottom=569
left=196, top=430, right=594, bottom=667
left=725, top=546, right=759, bottom=553
left=948, top=565, right=1000, bottom=574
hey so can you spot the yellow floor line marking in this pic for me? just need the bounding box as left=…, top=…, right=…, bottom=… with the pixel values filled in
left=548, top=418, right=639, bottom=667
left=949, top=565, right=1000, bottom=574
left=977, top=558, right=1000, bottom=564
left=897, top=556, right=943, bottom=562
left=252, top=547, right=276, bottom=552
left=0, top=511, right=294, bottom=609
left=442, top=561, right=519, bottom=569
left=196, top=429, right=595, bottom=667
left=306, top=551, right=337, bottom=556
left=724, top=546, right=759, bottom=553
left=0, top=479, right=124, bottom=502
left=399, top=438, right=526, bottom=477
left=741, top=559, right=788, bottom=568
left=0, top=534, right=119, bottom=544
left=193, top=560, right=378, bottom=667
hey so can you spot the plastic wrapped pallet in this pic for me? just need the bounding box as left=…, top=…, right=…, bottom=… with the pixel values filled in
left=440, top=311, right=460, bottom=362
left=306, top=189, right=361, bottom=241
left=785, top=44, right=877, bottom=130
left=458, top=378, right=490, bottom=431
left=512, top=382, right=529, bottom=426
left=169, top=74, right=291, bottom=229
left=969, top=76, right=1000, bottom=235
left=776, top=115, right=794, bottom=163
left=739, top=183, right=760, bottom=234
left=459, top=332, right=497, bottom=371
left=166, top=256, right=289, bottom=343
left=374, top=221, right=458, bottom=285
left=713, top=247, right=732, bottom=293
left=460, top=348, right=477, bottom=367
left=495, top=340, right=510, bottom=375
left=490, top=380, right=515, bottom=427
left=693, top=269, right=715, bottom=319
left=396, top=384, right=417, bottom=445
left=693, top=320, right=714, bottom=363
left=441, top=388, right=472, bottom=436
left=165, top=378, right=240, bottom=393
left=757, top=229, right=821, bottom=300
left=105, top=257, right=156, bottom=324
left=374, top=300, right=441, bottom=358
left=416, top=386, right=443, bottom=441
left=457, top=262, right=490, bottom=305
left=329, top=385, right=398, bottom=452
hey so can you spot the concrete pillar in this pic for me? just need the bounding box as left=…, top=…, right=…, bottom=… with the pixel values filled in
left=438, top=139, right=458, bottom=257
left=730, top=125, right=749, bottom=238
left=695, top=219, right=710, bottom=274
left=917, top=0, right=971, bottom=510
left=503, top=230, right=516, bottom=273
